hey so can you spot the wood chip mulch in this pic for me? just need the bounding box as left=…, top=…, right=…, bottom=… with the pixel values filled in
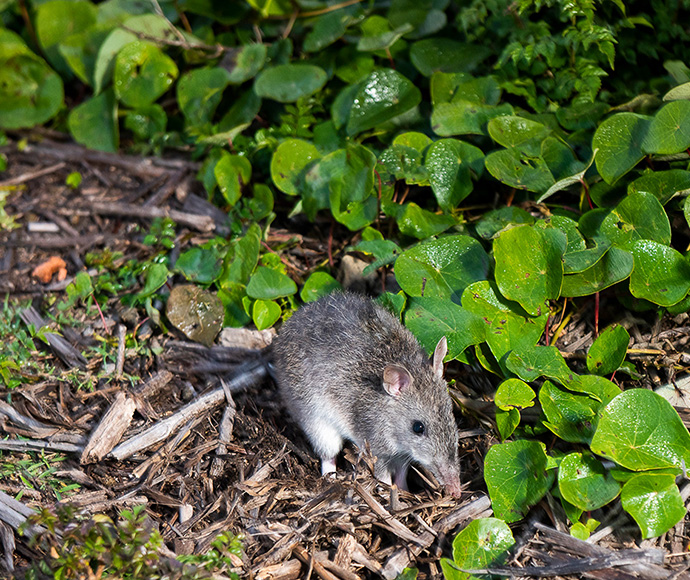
left=1, top=135, right=689, bottom=579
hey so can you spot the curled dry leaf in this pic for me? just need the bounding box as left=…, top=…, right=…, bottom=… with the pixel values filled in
left=31, top=256, right=67, bottom=283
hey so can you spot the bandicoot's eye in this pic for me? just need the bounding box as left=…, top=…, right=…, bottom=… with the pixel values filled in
left=412, top=421, right=425, bottom=435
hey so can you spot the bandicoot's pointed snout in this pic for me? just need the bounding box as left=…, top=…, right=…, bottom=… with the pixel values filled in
left=437, top=464, right=462, bottom=498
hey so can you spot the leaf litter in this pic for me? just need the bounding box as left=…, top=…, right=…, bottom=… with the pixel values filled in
left=0, top=138, right=689, bottom=579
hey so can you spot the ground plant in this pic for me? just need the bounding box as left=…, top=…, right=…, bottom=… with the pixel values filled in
left=1, top=0, right=690, bottom=576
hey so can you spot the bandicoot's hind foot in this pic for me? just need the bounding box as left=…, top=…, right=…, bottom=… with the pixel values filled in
left=321, top=457, right=337, bottom=475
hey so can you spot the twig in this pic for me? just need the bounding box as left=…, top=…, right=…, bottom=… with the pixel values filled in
left=0, top=162, right=66, bottom=187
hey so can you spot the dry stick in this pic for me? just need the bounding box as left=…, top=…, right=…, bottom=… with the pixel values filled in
left=0, top=490, right=45, bottom=539
left=292, top=545, right=340, bottom=580
left=0, top=162, right=66, bottom=187
left=80, top=391, right=137, bottom=464
left=352, top=481, right=422, bottom=546
left=115, top=324, right=126, bottom=377
left=110, top=360, right=266, bottom=460
left=86, top=202, right=215, bottom=232
left=0, top=439, right=83, bottom=454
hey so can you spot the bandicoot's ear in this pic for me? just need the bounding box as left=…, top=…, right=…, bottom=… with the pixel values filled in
left=433, top=336, right=448, bottom=379
left=383, top=364, right=413, bottom=396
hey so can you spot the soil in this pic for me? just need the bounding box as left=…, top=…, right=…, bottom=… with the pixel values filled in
left=1, top=134, right=689, bottom=579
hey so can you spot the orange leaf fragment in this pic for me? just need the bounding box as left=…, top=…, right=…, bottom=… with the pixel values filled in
left=32, top=256, right=67, bottom=283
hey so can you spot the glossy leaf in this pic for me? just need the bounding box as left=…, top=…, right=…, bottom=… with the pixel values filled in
left=484, top=440, right=553, bottom=523
left=254, top=64, right=327, bottom=103
left=68, top=89, right=119, bottom=152
left=177, top=67, right=229, bottom=127
left=222, top=43, right=266, bottom=84
left=629, top=240, right=690, bottom=306
left=347, top=69, right=422, bottom=135
left=394, top=236, right=489, bottom=302
left=300, top=272, right=342, bottom=303
left=642, top=100, right=690, bottom=154
left=113, top=41, right=178, bottom=107
left=628, top=169, right=690, bottom=205
left=425, top=139, right=484, bottom=211
left=462, top=281, right=549, bottom=364
left=410, top=39, right=491, bottom=76
left=493, top=225, right=565, bottom=316
left=600, top=192, right=671, bottom=247
left=485, top=148, right=555, bottom=193
left=592, top=113, right=650, bottom=184
left=246, top=267, right=297, bottom=300
left=587, top=324, right=630, bottom=375
left=561, top=247, right=634, bottom=297
left=621, top=474, right=686, bottom=539
left=539, top=381, right=602, bottom=444
left=252, top=299, right=281, bottom=331
left=404, top=296, right=485, bottom=360
left=487, top=115, right=551, bottom=157
left=175, top=246, right=223, bottom=284
left=440, top=518, right=514, bottom=580
left=558, top=452, right=621, bottom=511
left=215, top=154, right=252, bottom=207
left=591, top=389, right=690, bottom=470
left=271, top=139, right=321, bottom=196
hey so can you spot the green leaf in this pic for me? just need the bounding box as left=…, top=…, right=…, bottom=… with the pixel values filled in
left=563, top=238, right=611, bottom=274
left=495, top=379, right=535, bottom=440
left=357, top=16, right=412, bottom=51
left=175, top=246, right=223, bottom=284
left=495, top=379, right=536, bottom=410
left=410, top=39, right=491, bottom=76
left=36, top=0, right=97, bottom=74
left=246, top=267, right=297, bottom=300
left=493, top=225, right=565, bottom=316
left=58, top=24, right=111, bottom=86
left=177, top=67, right=229, bottom=127
left=94, top=14, right=176, bottom=94
left=254, top=64, right=327, bottom=103
left=587, top=324, right=630, bottom=375
left=138, top=262, right=169, bottom=297
left=218, top=283, right=250, bottom=328
left=425, top=139, right=484, bottom=211
left=222, top=43, right=266, bottom=84
left=485, top=149, right=555, bottom=193
left=346, top=69, right=422, bottom=135
left=271, top=138, right=321, bottom=196
left=219, top=223, right=261, bottom=287
left=432, top=101, right=513, bottom=137
left=404, top=297, right=485, bottom=361
left=394, top=202, right=456, bottom=239
left=621, top=473, right=686, bottom=539
left=539, top=381, right=602, bottom=444
left=487, top=115, right=552, bottom=157
left=558, top=452, right=621, bottom=511
left=496, top=408, right=521, bottom=441
left=475, top=207, right=535, bottom=239
left=591, top=389, right=690, bottom=470
left=113, top=41, right=178, bottom=108
left=628, top=170, right=690, bottom=205
left=642, top=100, right=690, bottom=154
left=124, top=104, right=167, bottom=140
left=462, top=281, right=549, bottom=365
left=0, top=54, right=64, bottom=129
left=600, top=192, right=671, bottom=247
left=68, top=89, right=119, bottom=152
left=506, top=345, right=580, bottom=391
left=304, top=11, right=352, bottom=53
left=561, top=246, right=634, bottom=297
left=300, top=272, right=342, bottom=303
left=629, top=240, right=690, bottom=306
left=247, top=183, right=274, bottom=220
left=395, top=235, right=489, bottom=302
left=484, top=440, right=553, bottom=523
left=592, top=113, right=651, bottom=184
left=252, top=299, right=281, bottom=331
left=440, top=518, right=514, bottom=580
left=215, top=154, right=252, bottom=207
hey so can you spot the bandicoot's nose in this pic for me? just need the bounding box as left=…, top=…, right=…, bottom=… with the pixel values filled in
left=437, top=464, right=462, bottom=498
